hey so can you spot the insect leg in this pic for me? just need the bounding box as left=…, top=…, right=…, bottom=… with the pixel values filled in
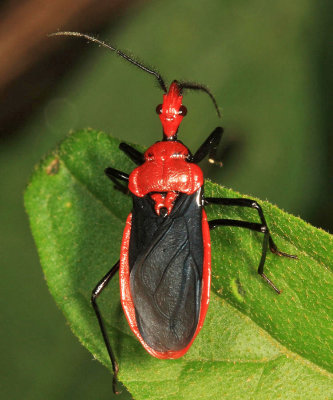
left=208, top=218, right=280, bottom=292
left=206, top=197, right=297, bottom=293
left=192, top=126, right=224, bottom=165
left=105, top=167, right=129, bottom=182
left=91, top=261, right=120, bottom=394
left=105, top=167, right=129, bottom=194
left=206, top=197, right=297, bottom=258
left=119, top=142, right=144, bottom=165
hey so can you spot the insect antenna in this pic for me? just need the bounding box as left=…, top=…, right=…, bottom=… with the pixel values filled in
left=178, top=81, right=221, bottom=118
left=48, top=31, right=168, bottom=93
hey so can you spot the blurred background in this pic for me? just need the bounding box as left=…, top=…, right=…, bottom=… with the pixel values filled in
left=1, top=0, right=331, bottom=399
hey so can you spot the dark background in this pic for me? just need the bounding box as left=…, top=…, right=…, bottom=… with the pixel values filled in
left=1, top=0, right=331, bottom=399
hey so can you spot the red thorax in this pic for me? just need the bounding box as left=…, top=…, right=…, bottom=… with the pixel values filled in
left=158, top=81, right=185, bottom=139
left=128, top=141, right=203, bottom=204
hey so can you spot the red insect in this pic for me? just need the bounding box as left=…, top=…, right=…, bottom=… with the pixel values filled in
left=50, top=32, right=297, bottom=394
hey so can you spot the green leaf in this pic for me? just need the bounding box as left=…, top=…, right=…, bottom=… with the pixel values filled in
left=25, top=129, right=333, bottom=399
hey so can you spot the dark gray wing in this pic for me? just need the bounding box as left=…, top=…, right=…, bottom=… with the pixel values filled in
left=129, top=189, right=204, bottom=352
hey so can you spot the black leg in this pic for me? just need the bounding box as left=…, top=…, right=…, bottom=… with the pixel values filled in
left=105, top=167, right=129, bottom=182
left=209, top=219, right=264, bottom=232
left=206, top=197, right=297, bottom=258
left=91, top=261, right=120, bottom=394
left=192, top=127, right=224, bottom=166
left=208, top=219, right=280, bottom=293
left=119, top=142, right=144, bottom=165
left=105, top=167, right=129, bottom=195
left=206, top=197, right=297, bottom=294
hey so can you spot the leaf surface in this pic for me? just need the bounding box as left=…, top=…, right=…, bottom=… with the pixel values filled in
left=25, top=129, right=333, bottom=399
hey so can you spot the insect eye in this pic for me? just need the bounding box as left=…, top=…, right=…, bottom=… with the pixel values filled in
left=178, top=105, right=187, bottom=116
left=156, top=104, right=163, bottom=114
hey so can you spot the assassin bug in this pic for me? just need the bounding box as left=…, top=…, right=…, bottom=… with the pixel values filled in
left=50, top=32, right=297, bottom=394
